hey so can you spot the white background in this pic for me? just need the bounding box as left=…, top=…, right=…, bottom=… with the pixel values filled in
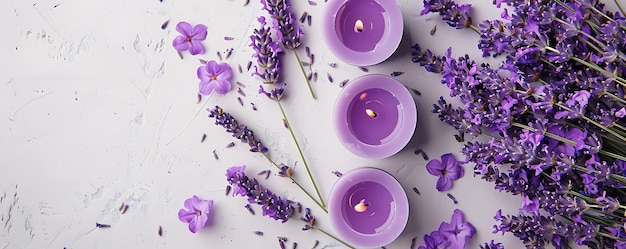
left=3, top=0, right=619, bottom=248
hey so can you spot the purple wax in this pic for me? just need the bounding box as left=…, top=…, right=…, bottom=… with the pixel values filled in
left=334, top=75, right=417, bottom=159
left=322, top=0, right=404, bottom=66
left=341, top=181, right=395, bottom=234
left=329, top=167, right=409, bottom=248
left=335, top=0, right=386, bottom=52
left=348, top=88, right=400, bottom=145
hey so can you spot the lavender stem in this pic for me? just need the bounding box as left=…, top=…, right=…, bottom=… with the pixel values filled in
left=293, top=50, right=316, bottom=99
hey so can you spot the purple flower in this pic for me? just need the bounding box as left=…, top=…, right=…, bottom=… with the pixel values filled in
left=438, top=209, right=476, bottom=249
left=208, top=106, right=269, bottom=154
left=418, top=230, right=450, bottom=249
left=426, top=153, right=465, bottom=191
left=172, top=22, right=208, bottom=55
left=197, top=60, right=233, bottom=95
left=520, top=195, right=540, bottom=216
left=546, top=124, right=587, bottom=156
left=261, top=0, right=302, bottom=49
left=250, top=16, right=282, bottom=85
left=178, top=195, right=214, bottom=233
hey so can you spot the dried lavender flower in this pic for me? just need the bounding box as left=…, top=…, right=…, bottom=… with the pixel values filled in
left=208, top=106, right=268, bottom=154
left=261, top=0, right=302, bottom=50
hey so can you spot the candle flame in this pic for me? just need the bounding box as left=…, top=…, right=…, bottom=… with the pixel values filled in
left=354, top=199, right=368, bottom=213
left=365, top=109, right=377, bottom=118
left=354, top=19, right=364, bottom=33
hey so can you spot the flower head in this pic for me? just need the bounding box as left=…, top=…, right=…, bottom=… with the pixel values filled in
left=197, top=60, right=233, bottom=95
left=208, top=106, right=269, bottom=154
left=261, top=0, right=302, bottom=49
left=178, top=195, right=214, bottom=233
left=172, top=22, right=208, bottom=55
left=418, top=230, right=450, bottom=249
left=438, top=209, right=476, bottom=249
left=426, top=153, right=465, bottom=191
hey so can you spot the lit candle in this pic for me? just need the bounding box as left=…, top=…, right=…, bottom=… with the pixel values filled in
left=333, top=75, right=417, bottom=159
left=329, top=167, right=409, bottom=248
left=322, top=0, right=404, bottom=66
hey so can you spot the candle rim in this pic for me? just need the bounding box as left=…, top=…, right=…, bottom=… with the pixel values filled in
left=333, top=74, right=417, bottom=159
left=321, top=0, right=404, bottom=66
left=328, top=167, right=409, bottom=248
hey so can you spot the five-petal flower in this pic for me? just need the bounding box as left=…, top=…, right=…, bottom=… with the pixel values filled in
left=178, top=195, right=214, bottom=233
left=197, top=60, right=233, bottom=95
left=173, top=21, right=208, bottom=55
left=438, top=209, right=476, bottom=249
left=426, top=153, right=465, bottom=191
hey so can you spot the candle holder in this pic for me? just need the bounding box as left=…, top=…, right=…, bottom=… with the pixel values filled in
left=333, top=74, right=417, bottom=159
left=321, top=0, right=404, bottom=66
left=328, top=167, right=409, bottom=248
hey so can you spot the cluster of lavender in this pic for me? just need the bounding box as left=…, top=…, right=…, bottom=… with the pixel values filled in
left=226, top=165, right=313, bottom=225
left=416, top=0, right=626, bottom=248
left=261, top=0, right=302, bottom=50
left=208, top=106, right=269, bottom=154
left=250, top=16, right=286, bottom=101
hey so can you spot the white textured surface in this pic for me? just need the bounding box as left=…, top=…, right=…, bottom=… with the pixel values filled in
left=0, top=0, right=590, bottom=248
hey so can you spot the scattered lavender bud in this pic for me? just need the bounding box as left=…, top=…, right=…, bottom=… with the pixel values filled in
left=358, top=66, right=369, bottom=72
left=305, top=46, right=311, bottom=57
left=332, top=171, right=343, bottom=177
left=279, top=240, right=286, bottom=249
left=412, top=187, right=421, bottom=195
left=313, top=72, right=318, bottom=82
left=238, top=64, right=243, bottom=73
left=177, top=51, right=183, bottom=59
left=328, top=62, right=337, bottom=68
left=313, top=240, right=319, bottom=248
left=381, top=247, right=386, bottom=249
left=282, top=118, right=289, bottom=129
left=253, top=231, right=264, bottom=236
left=237, top=88, right=246, bottom=97
left=339, top=79, right=349, bottom=87
left=265, top=170, right=271, bottom=179
left=390, top=71, right=404, bottom=77
left=454, top=132, right=465, bottom=142
left=158, top=226, right=163, bottom=236
left=307, top=15, right=311, bottom=26
left=201, top=133, right=207, bottom=143
left=236, top=81, right=246, bottom=88
left=278, top=236, right=288, bottom=242
left=243, top=0, right=249, bottom=6
left=197, top=93, right=202, bottom=103
left=430, top=25, right=437, bottom=35
left=410, top=88, right=422, bottom=96
left=237, top=97, right=244, bottom=106
left=119, top=202, right=125, bottom=211
left=225, top=185, right=231, bottom=196
left=301, top=62, right=311, bottom=67
left=225, top=48, right=233, bottom=59
left=226, top=142, right=235, bottom=148
left=296, top=202, right=302, bottom=213
left=212, top=149, right=218, bottom=160
left=327, top=73, right=333, bottom=83
left=246, top=61, right=252, bottom=71
left=121, top=204, right=129, bottom=214
left=96, top=222, right=111, bottom=228
left=447, top=193, right=458, bottom=204
left=217, top=51, right=222, bottom=61
left=308, top=0, right=317, bottom=5
left=161, top=20, right=169, bottom=29
left=251, top=102, right=257, bottom=111
left=414, top=149, right=428, bottom=160
left=300, top=12, right=308, bottom=23
left=307, top=72, right=313, bottom=81
left=245, top=204, right=255, bottom=215
left=257, top=170, right=268, bottom=176
left=411, top=236, right=417, bottom=249
left=199, top=59, right=208, bottom=64
left=224, top=36, right=234, bottom=40
left=293, top=242, right=298, bottom=249
left=309, top=54, right=315, bottom=65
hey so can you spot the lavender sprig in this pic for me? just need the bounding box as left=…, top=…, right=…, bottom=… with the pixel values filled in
left=260, top=0, right=316, bottom=99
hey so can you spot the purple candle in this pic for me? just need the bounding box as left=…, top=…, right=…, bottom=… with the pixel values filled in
left=329, top=167, right=409, bottom=248
left=334, top=75, right=417, bottom=159
left=322, top=0, right=403, bottom=66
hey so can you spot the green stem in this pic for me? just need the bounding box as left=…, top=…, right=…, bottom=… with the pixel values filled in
left=469, top=24, right=480, bottom=34
left=262, top=153, right=327, bottom=213
left=602, top=91, right=626, bottom=106
left=277, top=100, right=326, bottom=208
left=598, top=232, right=626, bottom=241
left=555, top=103, right=626, bottom=143
left=599, top=150, right=626, bottom=161
left=314, top=226, right=356, bottom=249
left=574, top=165, right=626, bottom=185
left=293, top=50, right=316, bottom=100
left=511, top=122, right=577, bottom=145
left=570, top=56, right=626, bottom=87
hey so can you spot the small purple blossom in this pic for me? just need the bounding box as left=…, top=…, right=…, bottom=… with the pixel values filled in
left=172, top=22, right=208, bottom=55
left=261, top=0, right=302, bottom=50
left=178, top=195, right=214, bottom=233
left=418, top=230, right=450, bottom=249
left=197, top=60, right=233, bottom=95
left=520, top=195, right=540, bottom=216
left=438, top=209, right=476, bottom=249
left=426, top=153, right=465, bottom=191
left=208, top=106, right=268, bottom=154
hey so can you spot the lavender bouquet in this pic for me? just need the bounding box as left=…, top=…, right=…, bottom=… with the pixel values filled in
left=415, top=0, right=626, bottom=248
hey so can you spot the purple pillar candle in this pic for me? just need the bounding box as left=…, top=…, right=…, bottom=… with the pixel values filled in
left=329, top=167, right=409, bottom=248
left=334, top=75, right=417, bottom=159
left=322, top=0, right=403, bottom=66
